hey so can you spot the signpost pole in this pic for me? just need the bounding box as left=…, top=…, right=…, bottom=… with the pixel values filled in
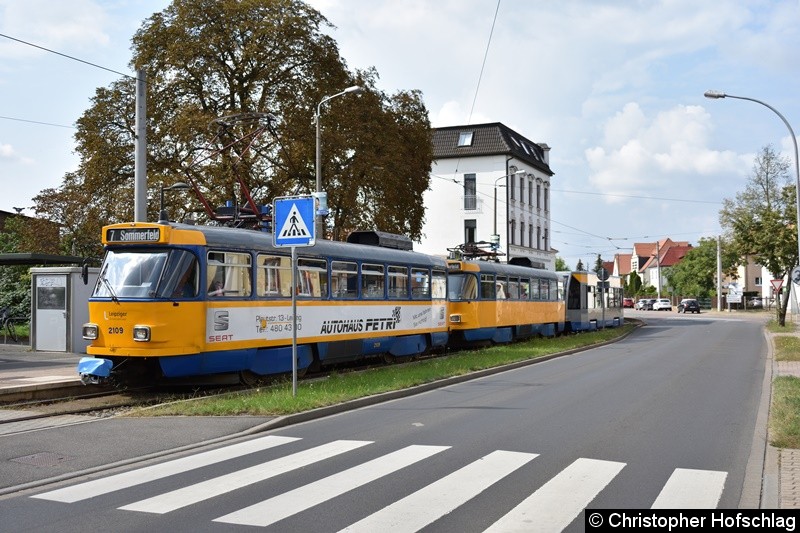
left=272, top=195, right=316, bottom=398
left=291, top=245, right=297, bottom=397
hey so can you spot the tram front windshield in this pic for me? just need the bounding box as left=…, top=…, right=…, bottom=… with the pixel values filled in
left=447, top=273, right=478, bottom=300
left=94, top=249, right=198, bottom=299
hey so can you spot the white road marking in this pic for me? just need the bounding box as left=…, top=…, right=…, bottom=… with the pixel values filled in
left=340, top=450, right=538, bottom=533
left=120, top=439, right=372, bottom=513
left=214, top=444, right=450, bottom=527
left=484, top=457, right=626, bottom=533
left=33, top=435, right=300, bottom=503
left=651, top=468, right=727, bottom=509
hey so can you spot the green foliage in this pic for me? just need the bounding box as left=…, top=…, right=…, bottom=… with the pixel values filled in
left=719, top=145, right=797, bottom=325
left=665, top=237, right=737, bottom=298
left=626, top=271, right=642, bottom=295
left=0, top=218, right=31, bottom=319
left=555, top=256, right=569, bottom=271
left=771, top=376, right=800, bottom=448
left=33, top=0, right=433, bottom=248
left=575, top=259, right=584, bottom=271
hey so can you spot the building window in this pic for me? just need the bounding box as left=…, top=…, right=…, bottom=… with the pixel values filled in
left=536, top=183, right=541, bottom=209
left=520, top=222, right=525, bottom=247
left=537, top=226, right=541, bottom=250
left=457, top=131, right=473, bottom=147
left=528, top=225, right=533, bottom=249
left=510, top=219, right=516, bottom=245
left=510, top=174, right=515, bottom=200
left=464, top=219, right=476, bottom=244
left=755, top=277, right=762, bottom=286
left=520, top=178, right=525, bottom=205
left=544, top=186, right=549, bottom=212
left=528, top=179, right=533, bottom=205
left=464, top=174, right=476, bottom=210
left=543, top=228, right=548, bottom=250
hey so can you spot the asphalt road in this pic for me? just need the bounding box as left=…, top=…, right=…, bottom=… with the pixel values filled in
left=0, top=312, right=768, bottom=532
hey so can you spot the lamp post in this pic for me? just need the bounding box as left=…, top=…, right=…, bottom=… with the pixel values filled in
left=315, top=85, right=364, bottom=237
left=491, top=169, right=526, bottom=252
left=159, top=181, right=191, bottom=222
left=705, top=90, right=800, bottom=313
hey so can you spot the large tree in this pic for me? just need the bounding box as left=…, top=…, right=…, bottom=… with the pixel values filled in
left=719, top=144, right=797, bottom=325
left=665, top=237, right=737, bottom=299
left=33, top=0, right=432, bottom=254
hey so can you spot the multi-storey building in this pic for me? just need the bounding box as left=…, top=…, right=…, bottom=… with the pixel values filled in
left=418, top=123, right=555, bottom=269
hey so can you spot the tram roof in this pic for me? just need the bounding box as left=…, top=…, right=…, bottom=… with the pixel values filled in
left=176, top=223, right=448, bottom=268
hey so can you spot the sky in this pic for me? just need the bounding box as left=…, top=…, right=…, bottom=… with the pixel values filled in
left=1, top=0, right=799, bottom=267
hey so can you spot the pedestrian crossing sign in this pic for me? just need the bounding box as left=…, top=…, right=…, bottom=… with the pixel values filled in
left=273, top=195, right=315, bottom=247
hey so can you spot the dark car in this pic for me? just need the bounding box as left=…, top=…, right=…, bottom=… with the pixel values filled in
left=677, top=298, right=700, bottom=314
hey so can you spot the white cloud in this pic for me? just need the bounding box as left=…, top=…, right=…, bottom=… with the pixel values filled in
left=586, top=103, right=748, bottom=202
left=0, top=0, right=110, bottom=58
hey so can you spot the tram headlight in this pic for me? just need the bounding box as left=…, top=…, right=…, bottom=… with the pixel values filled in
left=449, top=314, right=462, bottom=323
left=133, top=325, right=151, bottom=342
left=82, top=323, right=98, bottom=340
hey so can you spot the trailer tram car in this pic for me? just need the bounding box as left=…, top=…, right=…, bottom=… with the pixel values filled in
left=78, top=222, right=449, bottom=385
left=446, top=260, right=565, bottom=344
left=561, top=270, right=624, bottom=332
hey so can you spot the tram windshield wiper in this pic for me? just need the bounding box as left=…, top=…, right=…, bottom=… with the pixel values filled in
left=98, top=264, right=120, bottom=305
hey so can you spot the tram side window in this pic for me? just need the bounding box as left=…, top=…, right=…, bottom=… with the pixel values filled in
left=298, top=258, right=328, bottom=298
left=208, top=251, right=252, bottom=297
left=161, top=250, right=198, bottom=298
left=388, top=266, right=408, bottom=298
left=496, top=276, right=508, bottom=300
left=531, top=278, right=542, bottom=300
left=256, top=254, right=291, bottom=297
left=361, top=263, right=385, bottom=299
left=331, top=261, right=358, bottom=298
left=542, top=279, right=553, bottom=301
left=480, top=274, right=495, bottom=299
left=507, top=277, right=520, bottom=299
left=431, top=269, right=447, bottom=300
left=518, top=278, right=530, bottom=299
left=410, top=268, right=430, bottom=299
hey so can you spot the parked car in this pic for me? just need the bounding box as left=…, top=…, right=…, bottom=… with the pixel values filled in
left=623, top=297, right=634, bottom=308
left=748, top=297, right=763, bottom=309
left=652, top=298, right=672, bottom=311
left=677, top=298, right=700, bottom=314
left=635, top=298, right=655, bottom=310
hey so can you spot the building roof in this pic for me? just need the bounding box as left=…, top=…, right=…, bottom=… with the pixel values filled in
left=614, top=253, right=632, bottom=276
left=640, top=244, right=693, bottom=270
left=432, top=122, right=553, bottom=175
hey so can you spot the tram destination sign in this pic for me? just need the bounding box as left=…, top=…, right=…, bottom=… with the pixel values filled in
left=106, top=227, right=161, bottom=243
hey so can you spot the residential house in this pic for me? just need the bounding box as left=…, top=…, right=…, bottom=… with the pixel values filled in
left=419, top=123, right=555, bottom=269
left=613, top=238, right=691, bottom=294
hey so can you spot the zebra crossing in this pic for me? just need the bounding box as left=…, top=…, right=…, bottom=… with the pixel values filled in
left=32, top=434, right=728, bottom=531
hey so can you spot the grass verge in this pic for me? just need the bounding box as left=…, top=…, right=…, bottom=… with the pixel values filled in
left=771, top=376, right=800, bottom=449
left=767, top=319, right=796, bottom=334
left=132, top=323, right=636, bottom=417
left=773, top=336, right=800, bottom=362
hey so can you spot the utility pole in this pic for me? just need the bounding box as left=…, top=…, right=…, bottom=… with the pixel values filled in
left=717, top=236, right=722, bottom=312
left=656, top=240, right=662, bottom=299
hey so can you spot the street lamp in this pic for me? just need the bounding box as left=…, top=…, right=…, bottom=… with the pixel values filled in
left=491, top=169, right=527, bottom=252
left=704, top=90, right=800, bottom=310
left=159, top=181, right=191, bottom=222
left=315, top=85, right=364, bottom=237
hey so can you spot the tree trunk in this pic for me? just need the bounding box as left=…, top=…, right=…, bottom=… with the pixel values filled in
left=779, top=286, right=790, bottom=326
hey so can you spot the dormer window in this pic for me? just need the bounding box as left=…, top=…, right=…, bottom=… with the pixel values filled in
left=457, top=131, right=474, bottom=147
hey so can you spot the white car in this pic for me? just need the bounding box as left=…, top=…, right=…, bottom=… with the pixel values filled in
left=652, top=298, right=672, bottom=311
